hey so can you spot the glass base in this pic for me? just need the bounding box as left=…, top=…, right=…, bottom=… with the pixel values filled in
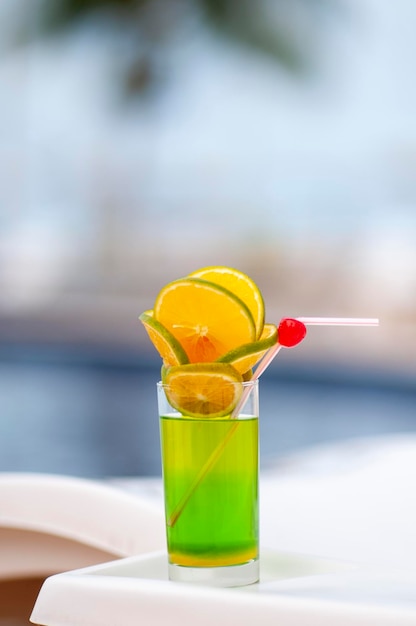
left=168, top=559, right=259, bottom=587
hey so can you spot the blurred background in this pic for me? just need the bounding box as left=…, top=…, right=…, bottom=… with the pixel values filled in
left=1, top=0, right=415, bottom=478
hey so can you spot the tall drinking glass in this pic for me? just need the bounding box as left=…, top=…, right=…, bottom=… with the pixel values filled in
left=157, top=379, right=259, bottom=587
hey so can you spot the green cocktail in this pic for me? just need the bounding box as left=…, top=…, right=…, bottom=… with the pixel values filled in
left=158, top=379, right=259, bottom=586
left=161, top=414, right=258, bottom=567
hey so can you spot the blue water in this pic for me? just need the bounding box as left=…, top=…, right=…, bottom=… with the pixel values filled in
left=1, top=346, right=415, bottom=478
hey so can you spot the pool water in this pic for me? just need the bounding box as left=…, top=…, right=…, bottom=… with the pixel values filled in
left=1, top=347, right=415, bottom=478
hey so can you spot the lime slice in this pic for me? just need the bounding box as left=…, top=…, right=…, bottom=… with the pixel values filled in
left=154, top=278, right=256, bottom=363
left=139, top=310, right=189, bottom=366
left=188, top=266, right=265, bottom=339
left=216, top=323, right=277, bottom=374
left=163, top=363, right=243, bottom=418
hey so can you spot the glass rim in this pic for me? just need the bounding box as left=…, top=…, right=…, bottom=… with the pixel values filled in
left=157, top=378, right=259, bottom=390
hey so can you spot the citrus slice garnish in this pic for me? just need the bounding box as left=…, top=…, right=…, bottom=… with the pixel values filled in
left=154, top=278, right=256, bottom=363
left=139, top=310, right=189, bottom=366
left=188, top=266, right=265, bottom=339
left=163, top=363, right=243, bottom=418
left=216, top=323, right=277, bottom=374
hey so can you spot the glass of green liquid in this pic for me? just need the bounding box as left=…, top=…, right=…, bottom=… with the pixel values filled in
left=157, top=379, right=259, bottom=587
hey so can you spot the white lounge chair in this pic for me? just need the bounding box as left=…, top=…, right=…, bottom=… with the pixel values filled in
left=0, top=472, right=165, bottom=625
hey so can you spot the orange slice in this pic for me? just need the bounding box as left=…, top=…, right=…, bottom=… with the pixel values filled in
left=139, top=310, right=189, bottom=366
left=216, top=323, right=277, bottom=374
left=162, top=363, right=243, bottom=418
left=188, top=266, right=265, bottom=339
left=154, top=278, right=256, bottom=363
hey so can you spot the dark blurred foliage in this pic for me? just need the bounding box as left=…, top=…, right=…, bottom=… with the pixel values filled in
left=32, top=0, right=338, bottom=97
left=200, top=0, right=313, bottom=72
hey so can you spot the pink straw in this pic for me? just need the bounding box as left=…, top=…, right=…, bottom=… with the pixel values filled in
left=254, top=317, right=378, bottom=382
left=297, top=317, right=379, bottom=326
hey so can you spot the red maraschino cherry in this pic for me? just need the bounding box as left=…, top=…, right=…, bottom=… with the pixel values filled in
left=278, top=318, right=307, bottom=347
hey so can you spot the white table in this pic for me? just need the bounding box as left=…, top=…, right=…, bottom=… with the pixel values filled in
left=30, top=434, right=416, bottom=625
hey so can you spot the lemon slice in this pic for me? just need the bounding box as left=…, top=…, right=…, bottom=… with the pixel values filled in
left=188, top=266, right=265, bottom=339
left=162, top=363, right=243, bottom=418
left=216, top=323, right=277, bottom=374
left=139, top=310, right=189, bottom=366
left=154, top=278, right=256, bottom=363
